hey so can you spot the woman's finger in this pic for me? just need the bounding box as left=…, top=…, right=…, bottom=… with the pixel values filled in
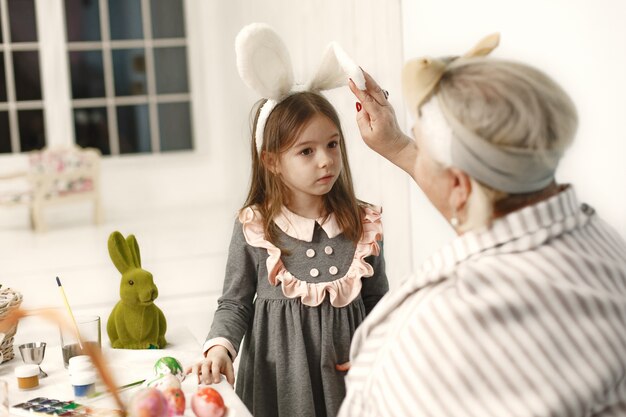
left=361, top=69, right=381, bottom=93
left=350, top=80, right=379, bottom=121
left=362, top=70, right=389, bottom=105
left=349, top=78, right=367, bottom=101
left=355, top=105, right=373, bottom=133
left=349, top=76, right=387, bottom=125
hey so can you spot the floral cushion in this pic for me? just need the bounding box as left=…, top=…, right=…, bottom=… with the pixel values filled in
left=29, top=148, right=96, bottom=198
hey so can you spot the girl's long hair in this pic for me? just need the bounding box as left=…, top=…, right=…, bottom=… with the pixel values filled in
left=242, top=92, right=363, bottom=247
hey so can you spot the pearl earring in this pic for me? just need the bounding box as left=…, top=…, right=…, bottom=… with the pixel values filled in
left=450, top=208, right=459, bottom=228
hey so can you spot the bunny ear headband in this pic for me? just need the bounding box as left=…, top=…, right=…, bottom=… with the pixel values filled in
left=236, top=23, right=366, bottom=153
left=401, top=33, right=562, bottom=194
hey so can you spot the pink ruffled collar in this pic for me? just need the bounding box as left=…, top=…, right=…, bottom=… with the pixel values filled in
left=239, top=205, right=383, bottom=307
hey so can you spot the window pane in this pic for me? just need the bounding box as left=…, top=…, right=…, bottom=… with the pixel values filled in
left=8, top=0, right=37, bottom=42
left=69, top=50, right=105, bottom=99
left=117, top=105, right=150, bottom=154
left=151, top=0, right=184, bottom=39
left=112, top=49, right=146, bottom=96
left=159, top=102, right=191, bottom=151
left=13, top=51, right=42, bottom=101
left=108, top=0, right=143, bottom=40
left=154, top=47, right=188, bottom=94
left=0, top=53, right=6, bottom=101
left=65, top=0, right=101, bottom=42
left=74, top=108, right=110, bottom=155
left=18, top=109, right=46, bottom=151
left=0, top=112, right=10, bottom=153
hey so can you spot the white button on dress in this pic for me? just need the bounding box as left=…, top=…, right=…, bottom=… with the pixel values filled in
left=306, top=249, right=315, bottom=258
left=324, top=246, right=333, bottom=255
left=310, top=268, right=320, bottom=277
left=329, top=266, right=338, bottom=275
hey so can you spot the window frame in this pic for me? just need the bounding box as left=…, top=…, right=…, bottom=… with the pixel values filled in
left=64, top=0, right=193, bottom=155
left=0, top=0, right=198, bottom=158
left=0, top=0, right=45, bottom=153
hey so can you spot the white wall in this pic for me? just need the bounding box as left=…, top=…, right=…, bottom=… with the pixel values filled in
left=5, top=0, right=623, bottom=294
left=1, top=0, right=414, bottom=290
left=401, top=0, right=626, bottom=265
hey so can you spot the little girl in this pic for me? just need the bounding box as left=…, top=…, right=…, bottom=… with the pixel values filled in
left=190, top=24, right=388, bottom=417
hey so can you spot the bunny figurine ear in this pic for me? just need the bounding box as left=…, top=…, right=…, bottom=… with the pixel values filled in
left=236, top=23, right=294, bottom=100
left=108, top=231, right=137, bottom=274
left=126, top=235, right=142, bottom=268
left=307, top=42, right=365, bottom=92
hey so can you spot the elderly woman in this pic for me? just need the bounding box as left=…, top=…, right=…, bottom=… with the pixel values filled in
left=339, top=35, right=626, bottom=417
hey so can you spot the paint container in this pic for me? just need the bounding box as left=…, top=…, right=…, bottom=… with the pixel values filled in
left=68, top=355, right=93, bottom=375
left=15, top=365, right=40, bottom=390
left=70, top=371, right=96, bottom=399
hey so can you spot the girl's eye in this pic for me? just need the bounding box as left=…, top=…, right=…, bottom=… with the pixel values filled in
left=300, top=148, right=313, bottom=156
left=328, top=141, right=339, bottom=149
left=128, top=280, right=134, bottom=286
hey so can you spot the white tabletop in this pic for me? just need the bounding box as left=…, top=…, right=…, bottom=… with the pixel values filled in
left=0, top=313, right=251, bottom=417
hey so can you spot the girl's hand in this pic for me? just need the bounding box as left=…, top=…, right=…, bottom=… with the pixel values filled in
left=187, top=346, right=235, bottom=386
left=335, top=361, right=351, bottom=372
left=349, top=70, right=419, bottom=178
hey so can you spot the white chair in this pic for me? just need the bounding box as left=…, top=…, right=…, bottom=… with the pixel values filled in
left=0, top=146, right=103, bottom=232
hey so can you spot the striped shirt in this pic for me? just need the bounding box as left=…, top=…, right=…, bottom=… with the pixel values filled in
left=338, top=186, right=626, bottom=417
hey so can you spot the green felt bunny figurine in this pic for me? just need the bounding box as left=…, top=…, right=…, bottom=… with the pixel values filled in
left=107, top=231, right=167, bottom=349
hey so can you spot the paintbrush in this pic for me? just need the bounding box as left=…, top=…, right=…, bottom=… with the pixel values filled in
left=87, top=379, right=146, bottom=399
left=56, top=276, right=83, bottom=349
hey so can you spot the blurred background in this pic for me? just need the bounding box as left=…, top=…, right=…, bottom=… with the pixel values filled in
left=0, top=0, right=624, bottom=328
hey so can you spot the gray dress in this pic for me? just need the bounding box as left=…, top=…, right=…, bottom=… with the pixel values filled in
left=206, top=207, right=388, bottom=417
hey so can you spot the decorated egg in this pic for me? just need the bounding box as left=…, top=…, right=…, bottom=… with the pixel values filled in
left=162, top=387, right=186, bottom=416
left=128, top=388, right=169, bottom=417
left=145, top=373, right=182, bottom=391
left=154, top=357, right=185, bottom=381
left=191, top=386, right=226, bottom=417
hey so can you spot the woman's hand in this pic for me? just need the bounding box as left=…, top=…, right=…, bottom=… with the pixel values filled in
left=349, top=69, right=418, bottom=178
left=187, top=345, right=235, bottom=386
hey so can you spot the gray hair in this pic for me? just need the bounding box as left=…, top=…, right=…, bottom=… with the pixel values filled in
left=435, top=57, right=578, bottom=230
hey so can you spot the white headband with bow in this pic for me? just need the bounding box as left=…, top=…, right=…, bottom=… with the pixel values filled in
left=235, top=23, right=366, bottom=153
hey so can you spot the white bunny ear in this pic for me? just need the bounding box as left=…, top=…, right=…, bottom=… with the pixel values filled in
left=307, top=42, right=366, bottom=92
left=235, top=23, right=294, bottom=100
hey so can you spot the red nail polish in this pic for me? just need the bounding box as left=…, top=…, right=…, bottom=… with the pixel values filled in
left=356, top=102, right=362, bottom=112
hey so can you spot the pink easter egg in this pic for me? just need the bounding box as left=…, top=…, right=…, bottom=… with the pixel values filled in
left=191, top=387, right=226, bottom=417
left=128, top=388, right=169, bottom=417
left=162, top=387, right=186, bottom=416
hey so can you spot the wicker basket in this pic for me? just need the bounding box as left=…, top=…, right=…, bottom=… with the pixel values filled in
left=0, top=287, right=23, bottom=363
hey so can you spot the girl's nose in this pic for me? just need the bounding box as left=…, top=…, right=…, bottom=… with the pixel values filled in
left=317, top=150, right=333, bottom=167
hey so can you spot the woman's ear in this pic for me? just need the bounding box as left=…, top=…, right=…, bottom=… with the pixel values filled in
left=448, top=167, right=472, bottom=213
left=261, top=151, right=280, bottom=175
